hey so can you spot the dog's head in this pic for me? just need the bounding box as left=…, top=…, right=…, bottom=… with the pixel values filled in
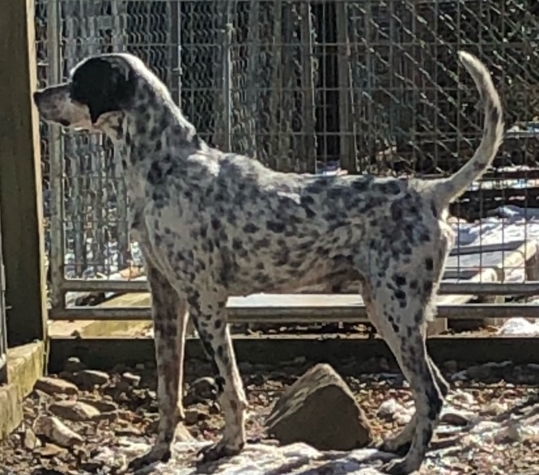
left=33, top=54, right=142, bottom=132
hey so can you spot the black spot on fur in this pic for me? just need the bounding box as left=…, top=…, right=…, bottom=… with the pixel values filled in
left=267, top=221, right=285, bottom=233
left=426, top=386, right=443, bottom=420
left=390, top=201, right=402, bottom=220
left=490, top=103, right=501, bottom=125
left=255, top=237, right=270, bottom=248
left=351, top=176, right=373, bottom=192
left=211, top=218, right=220, bottom=231
left=147, top=161, right=163, bottom=185
left=380, top=181, right=401, bottom=195
left=215, top=376, right=225, bottom=393
left=243, top=223, right=259, bottom=234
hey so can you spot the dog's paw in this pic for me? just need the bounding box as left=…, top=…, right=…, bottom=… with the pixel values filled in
left=382, top=457, right=413, bottom=475
left=197, top=439, right=244, bottom=463
left=377, top=439, right=410, bottom=457
left=127, top=443, right=171, bottom=473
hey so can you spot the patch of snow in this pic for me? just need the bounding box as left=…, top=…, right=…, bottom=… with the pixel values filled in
left=497, top=317, right=539, bottom=336
left=376, top=398, right=413, bottom=425
left=95, top=441, right=390, bottom=474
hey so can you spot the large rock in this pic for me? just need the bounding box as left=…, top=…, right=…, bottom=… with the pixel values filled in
left=265, top=363, right=372, bottom=450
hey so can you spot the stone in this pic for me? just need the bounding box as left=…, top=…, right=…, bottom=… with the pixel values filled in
left=33, top=415, right=84, bottom=447
left=265, top=363, right=372, bottom=450
left=377, top=398, right=413, bottom=425
left=484, top=401, right=508, bottom=415
left=184, top=409, right=207, bottom=426
left=63, top=356, right=85, bottom=373
left=34, top=442, right=67, bottom=457
left=115, top=427, right=143, bottom=437
left=23, top=428, right=39, bottom=450
left=185, top=377, right=218, bottom=404
left=49, top=400, right=101, bottom=421
left=121, top=372, right=141, bottom=387
left=78, top=397, right=118, bottom=413
left=440, top=408, right=471, bottom=426
left=71, top=370, right=110, bottom=389
left=35, top=377, right=78, bottom=396
left=174, top=423, right=194, bottom=442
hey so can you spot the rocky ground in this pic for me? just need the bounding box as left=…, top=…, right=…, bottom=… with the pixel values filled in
left=0, top=355, right=538, bottom=474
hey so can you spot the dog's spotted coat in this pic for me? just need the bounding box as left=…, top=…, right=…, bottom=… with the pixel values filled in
left=34, top=51, right=503, bottom=474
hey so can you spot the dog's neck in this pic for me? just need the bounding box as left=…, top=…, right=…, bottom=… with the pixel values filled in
left=102, top=81, right=204, bottom=179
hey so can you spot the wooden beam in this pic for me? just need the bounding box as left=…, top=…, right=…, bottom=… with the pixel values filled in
left=50, top=302, right=539, bottom=321
left=48, top=336, right=539, bottom=372
left=0, top=0, right=47, bottom=345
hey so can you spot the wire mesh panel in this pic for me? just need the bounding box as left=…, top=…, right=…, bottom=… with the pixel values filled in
left=34, top=1, right=539, bottom=315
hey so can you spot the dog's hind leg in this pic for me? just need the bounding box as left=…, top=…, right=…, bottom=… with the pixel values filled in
left=362, top=267, right=444, bottom=474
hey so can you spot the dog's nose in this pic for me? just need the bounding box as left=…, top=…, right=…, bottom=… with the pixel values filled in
left=33, top=90, right=43, bottom=104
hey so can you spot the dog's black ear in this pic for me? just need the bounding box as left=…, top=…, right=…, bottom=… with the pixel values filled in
left=70, top=57, right=136, bottom=123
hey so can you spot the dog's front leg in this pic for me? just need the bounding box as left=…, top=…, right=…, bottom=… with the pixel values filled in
left=128, top=263, right=189, bottom=471
left=188, top=291, right=247, bottom=462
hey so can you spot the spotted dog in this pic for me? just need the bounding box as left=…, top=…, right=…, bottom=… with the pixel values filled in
left=34, top=51, right=503, bottom=474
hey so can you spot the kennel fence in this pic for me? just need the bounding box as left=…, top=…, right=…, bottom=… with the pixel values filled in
left=34, top=0, right=539, bottom=322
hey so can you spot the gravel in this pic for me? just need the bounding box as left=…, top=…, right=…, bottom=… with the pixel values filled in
left=0, top=356, right=537, bottom=474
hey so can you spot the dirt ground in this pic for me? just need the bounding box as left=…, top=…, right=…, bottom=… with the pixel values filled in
left=0, top=355, right=538, bottom=474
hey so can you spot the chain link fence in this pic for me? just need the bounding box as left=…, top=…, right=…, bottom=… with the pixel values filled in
left=34, top=0, right=539, bottom=315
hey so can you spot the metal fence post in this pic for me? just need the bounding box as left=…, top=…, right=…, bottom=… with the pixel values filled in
left=46, top=0, right=65, bottom=313
left=223, top=21, right=233, bottom=152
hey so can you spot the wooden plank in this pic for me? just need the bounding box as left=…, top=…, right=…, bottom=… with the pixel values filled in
left=0, top=0, right=47, bottom=345
left=48, top=336, right=539, bottom=372
left=449, top=240, right=524, bottom=257
left=92, top=263, right=498, bottom=317
left=446, top=240, right=536, bottom=281
left=62, top=278, right=539, bottom=295
left=60, top=238, right=537, bottom=326
left=51, top=303, right=539, bottom=321
left=436, top=268, right=498, bottom=305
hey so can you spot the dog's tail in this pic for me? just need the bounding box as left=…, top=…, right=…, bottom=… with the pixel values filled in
left=432, top=51, right=503, bottom=209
